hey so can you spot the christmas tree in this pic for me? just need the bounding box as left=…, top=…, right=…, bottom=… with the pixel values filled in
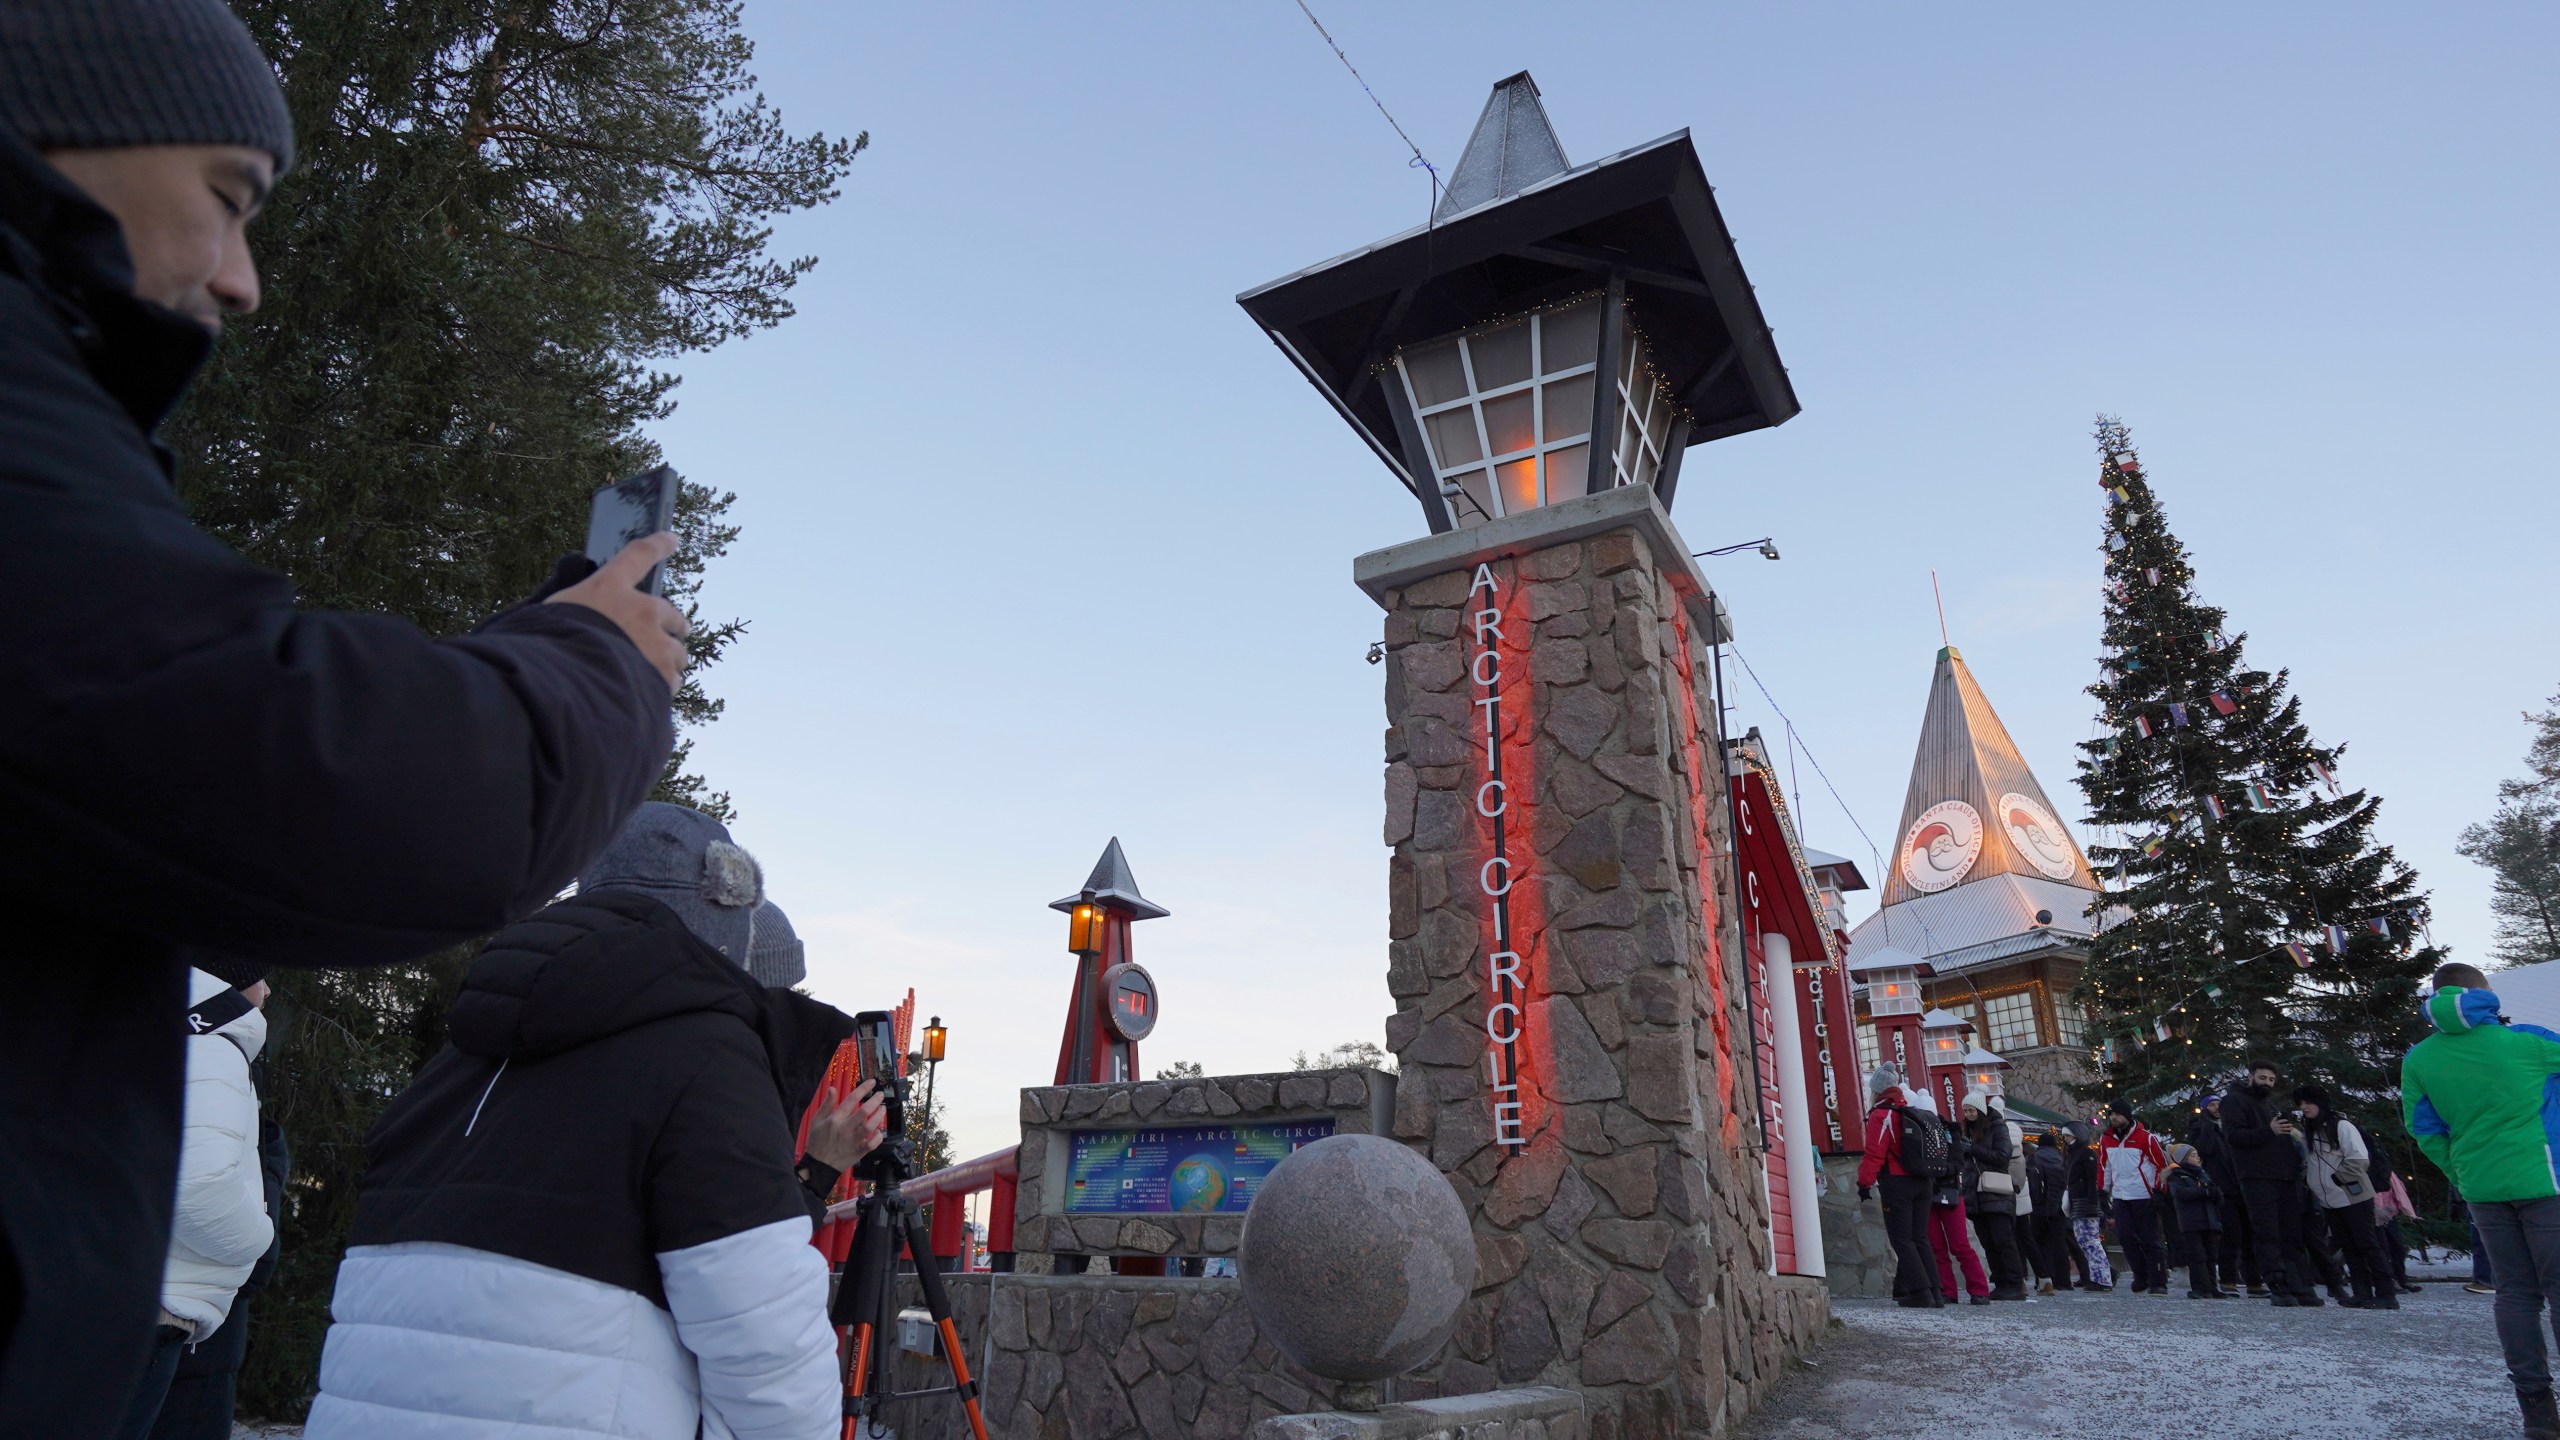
left=2072, top=416, right=2439, bottom=1135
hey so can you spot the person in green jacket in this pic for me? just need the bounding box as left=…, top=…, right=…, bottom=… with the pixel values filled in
left=2404, top=961, right=2560, bottom=1440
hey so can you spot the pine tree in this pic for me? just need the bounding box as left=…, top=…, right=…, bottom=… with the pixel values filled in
left=2457, top=694, right=2560, bottom=969
left=164, top=1, right=862, bottom=1414
left=2071, top=417, right=2439, bottom=1142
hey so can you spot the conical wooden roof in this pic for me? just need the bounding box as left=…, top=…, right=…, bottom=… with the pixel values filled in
left=1879, top=647, right=2096, bottom=907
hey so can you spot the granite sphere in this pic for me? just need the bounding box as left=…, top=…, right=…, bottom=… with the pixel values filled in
left=1238, top=1133, right=1473, bottom=1381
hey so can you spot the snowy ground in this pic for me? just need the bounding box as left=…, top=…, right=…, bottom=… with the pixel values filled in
left=1741, top=1278, right=2515, bottom=1440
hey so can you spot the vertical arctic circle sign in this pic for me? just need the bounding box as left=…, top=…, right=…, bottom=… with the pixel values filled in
left=1900, top=800, right=1983, bottom=893
left=1998, top=793, right=2080, bottom=880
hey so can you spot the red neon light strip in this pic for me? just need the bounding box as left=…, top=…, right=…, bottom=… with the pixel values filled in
left=1665, top=595, right=1740, bottom=1149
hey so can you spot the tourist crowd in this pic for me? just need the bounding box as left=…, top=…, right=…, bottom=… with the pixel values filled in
left=1855, top=1060, right=2417, bottom=1309
left=1860, top=959, right=2560, bottom=1440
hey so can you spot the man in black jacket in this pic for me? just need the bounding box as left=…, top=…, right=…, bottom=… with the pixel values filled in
left=0, top=4, right=679, bottom=1428
left=306, top=804, right=884, bottom=1439
left=2190, top=1094, right=2260, bottom=1294
left=2224, top=1060, right=2324, bottom=1307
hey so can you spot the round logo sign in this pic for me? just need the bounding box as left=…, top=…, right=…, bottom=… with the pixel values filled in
left=1102, top=962, right=1158, bottom=1042
left=1900, top=800, right=1983, bottom=894
left=1998, top=792, right=2080, bottom=880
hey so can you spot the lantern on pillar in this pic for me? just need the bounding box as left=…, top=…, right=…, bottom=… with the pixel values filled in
left=1848, top=944, right=1931, bottom=1081
left=1049, top=838, right=1167, bottom=1085
left=1963, top=1044, right=2007, bottom=1100
left=1920, top=1008, right=1971, bottom=1119
left=1236, top=71, right=1797, bottom=537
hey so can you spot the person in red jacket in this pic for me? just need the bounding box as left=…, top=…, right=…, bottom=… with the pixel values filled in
left=2099, top=1100, right=2174, bottom=1294
left=1858, top=1065, right=1946, bottom=1308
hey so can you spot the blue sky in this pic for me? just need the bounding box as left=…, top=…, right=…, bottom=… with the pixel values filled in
left=656, top=3, right=2559, bottom=1167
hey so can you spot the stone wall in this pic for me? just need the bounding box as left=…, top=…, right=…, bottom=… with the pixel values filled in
left=1012, top=1069, right=1394, bottom=1262
left=1997, top=1045, right=2093, bottom=1120
left=882, top=1274, right=1360, bottom=1440
left=1360, top=487, right=1828, bottom=1440
left=1814, top=1154, right=1892, bottom=1298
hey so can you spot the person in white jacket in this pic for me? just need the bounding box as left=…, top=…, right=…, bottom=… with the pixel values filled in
left=109, top=964, right=274, bottom=1439
left=2292, top=1081, right=2401, bottom=1311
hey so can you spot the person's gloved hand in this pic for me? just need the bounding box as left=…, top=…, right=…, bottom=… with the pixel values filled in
left=1858, top=1185, right=1872, bottom=1202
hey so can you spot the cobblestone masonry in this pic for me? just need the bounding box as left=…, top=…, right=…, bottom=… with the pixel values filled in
left=1247, top=1386, right=1585, bottom=1440
left=1367, top=497, right=1827, bottom=1440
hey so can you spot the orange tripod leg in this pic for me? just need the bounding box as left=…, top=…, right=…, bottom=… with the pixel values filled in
left=939, top=1316, right=992, bottom=1440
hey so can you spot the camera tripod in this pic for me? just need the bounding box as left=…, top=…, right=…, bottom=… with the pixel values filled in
left=830, top=1147, right=992, bottom=1440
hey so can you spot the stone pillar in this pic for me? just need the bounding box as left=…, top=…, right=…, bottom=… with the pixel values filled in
left=1359, top=486, right=1822, bottom=1440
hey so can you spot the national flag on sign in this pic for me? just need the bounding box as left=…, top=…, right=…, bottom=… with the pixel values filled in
left=2168, top=702, right=2189, bottom=727
left=2146, top=567, right=2161, bottom=585
left=2285, top=941, right=2312, bottom=968
left=2135, top=716, right=2153, bottom=738
left=2203, top=795, right=2226, bottom=821
left=2324, top=924, right=2349, bottom=952
left=2210, top=690, right=2238, bottom=716
left=2245, top=782, right=2276, bottom=810
left=2367, top=916, right=2391, bottom=937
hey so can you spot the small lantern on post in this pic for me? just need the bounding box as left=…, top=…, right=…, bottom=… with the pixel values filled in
left=1962, top=1044, right=2007, bottom=1102
left=1849, top=944, right=1931, bottom=1081
left=1920, top=1008, right=1971, bottom=1118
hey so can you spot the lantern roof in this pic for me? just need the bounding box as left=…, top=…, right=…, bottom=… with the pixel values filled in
left=1963, top=1046, right=2006, bottom=1067
left=1236, top=72, right=1797, bottom=511
left=1847, top=943, right=1930, bottom=977
left=1920, top=1007, right=1970, bottom=1031
left=1048, top=837, right=1170, bottom=920
left=1802, top=846, right=1870, bottom=893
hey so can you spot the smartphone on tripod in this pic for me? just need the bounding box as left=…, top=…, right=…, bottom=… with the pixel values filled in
left=583, top=464, right=679, bottom=595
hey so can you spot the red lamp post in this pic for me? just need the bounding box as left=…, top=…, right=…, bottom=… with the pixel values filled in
left=1050, top=838, right=1166, bottom=1085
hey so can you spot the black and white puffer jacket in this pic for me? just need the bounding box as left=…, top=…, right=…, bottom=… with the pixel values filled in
left=306, top=891, right=854, bottom=1440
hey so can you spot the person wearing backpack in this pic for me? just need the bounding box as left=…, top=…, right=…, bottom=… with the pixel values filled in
left=1917, top=1090, right=1991, bottom=1304
left=1960, top=1091, right=2027, bottom=1301
left=1857, top=1065, right=1946, bottom=1308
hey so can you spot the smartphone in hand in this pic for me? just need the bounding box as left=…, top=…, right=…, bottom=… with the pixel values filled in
left=584, top=465, right=680, bottom=595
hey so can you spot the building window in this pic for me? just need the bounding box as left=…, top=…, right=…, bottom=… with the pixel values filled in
left=1856, top=1022, right=1879, bottom=1078
left=1980, top=989, right=2043, bottom=1053
left=1397, top=298, right=1671, bottom=527
left=2054, top=1000, right=2087, bottom=1050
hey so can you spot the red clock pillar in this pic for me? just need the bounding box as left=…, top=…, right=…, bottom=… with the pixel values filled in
left=1050, top=838, right=1166, bottom=1085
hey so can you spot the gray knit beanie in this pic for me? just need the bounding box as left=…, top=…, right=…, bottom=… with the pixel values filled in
left=0, top=0, right=294, bottom=171
left=746, top=900, right=807, bottom=991
left=579, top=802, right=765, bottom=968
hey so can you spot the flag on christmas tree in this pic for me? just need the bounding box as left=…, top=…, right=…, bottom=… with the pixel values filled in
left=2171, top=702, right=2192, bottom=727
left=2154, top=1017, right=2172, bottom=1041
left=2207, top=631, right=2227, bottom=652
left=2366, top=916, right=2391, bottom=937
left=2143, top=836, right=2164, bottom=858
left=2124, top=657, right=2143, bottom=671
left=2284, top=941, right=2313, bottom=968
left=2210, top=690, right=2238, bottom=716
left=2312, top=760, right=2337, bottom=792
left=2203, top=794, right=2226, bottom=821
left=2204, top=983, right=2224, bottom=1000
left=2135, top=716, right=2153, bottom=739
left=2146, top=567, right=2162, bottom=585
left=2324, top=923, right=2349, bottom=952
left=2245, top=781, right=2277, bottom=810
left=2111, top=485, right=2129, bottom=501
left=2101, top=737, right=2118, bottom=757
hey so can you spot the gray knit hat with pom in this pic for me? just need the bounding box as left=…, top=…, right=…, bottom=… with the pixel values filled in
left=0, top=0, right=294, bottom=171
left=579, top=803, right=765, bottom=968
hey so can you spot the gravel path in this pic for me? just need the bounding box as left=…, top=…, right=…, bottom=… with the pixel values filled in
left=1742, top=1281, right=2520, bottom=1440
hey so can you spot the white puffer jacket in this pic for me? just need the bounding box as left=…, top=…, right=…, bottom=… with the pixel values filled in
left=163, top=969, right=274, bottom=1338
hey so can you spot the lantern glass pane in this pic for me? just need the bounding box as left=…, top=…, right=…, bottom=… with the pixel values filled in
left=1542, top=299, right=1600, bottom=368
left=1405, top=341, right=1469, bottom=408
left=1481, top=390, right=1537, bottom=458
left=1544, top=444, right=1590, bottom=503
left=1542, top=374, right=1594, bottom=442
left=1496, top=457, right=1539, bottom=515
left=1469, top=321, right=1533, bottom=390
left=1449, top=469, right=1496, bottom=527
left=1424, top=407, right=1483, bottom=468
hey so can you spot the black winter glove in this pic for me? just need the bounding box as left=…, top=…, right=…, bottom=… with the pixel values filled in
left=1858, top=1185, right=1872, bottom=1202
